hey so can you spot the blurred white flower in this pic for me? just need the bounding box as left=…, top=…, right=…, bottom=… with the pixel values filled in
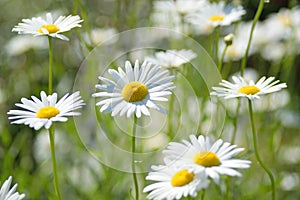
left=5, top=36, right=47, bottom=56
left=154, top=0, right=207, bottom=15
left=85, top=28, right=118, bottom=45
left=186, top=2, right=245, bottom=28
left=12, top=13, right=83, bottom=41
left=219, top=22, right=257, bottom=61
left=0, top=176, right=25, bottom=200
left=145, top=49, right=197, bottom=68
left=280, top=172, right=299, bottom=191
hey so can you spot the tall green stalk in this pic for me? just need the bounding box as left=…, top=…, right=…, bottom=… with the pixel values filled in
left=248, top=99, right=275, bottom=200
left=167, top=69, right=175, bottom=139
left=218, top=45, right=228, bottom=73
left=240, top=0, right=265, bottom=76
left=48, top=36, right=62, bottom=200
left=48, top=126, right=62, bottom=200
left=132, top=116, right=139, bottom=200
left=231, top=99, right=241, bottom=144
left=48, top=37, right=53, bottom=94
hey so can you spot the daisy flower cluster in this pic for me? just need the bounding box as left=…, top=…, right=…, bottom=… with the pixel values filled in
left=143, top=135, right=251, bottom=199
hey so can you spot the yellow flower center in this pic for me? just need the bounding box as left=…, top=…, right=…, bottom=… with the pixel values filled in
left=238, top=86, right=260, bottom=95
left=171, top=169, right=195, bottom=187
left=209, top=14, right=225, bottom=22
left=36, top=106, right=60, bottom=119
left=193, top=151, right=221, bottom=167
left=121, top=82, right=148, bottom=102
left=38, top=24, right=60, bottom=34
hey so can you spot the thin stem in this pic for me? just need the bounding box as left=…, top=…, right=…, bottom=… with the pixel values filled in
left=48, top=126, right=62, bottom=200
left=225, top=177, right=232, bottom=200
left=215, top=26, right=220, bottom=64
left=218, top=45, right=228, bottom=73
left=168, top=69, right=175, bottom=139
left=132, top=116, right=139, bottom=200
left=48, top=37, right=53, bottom=94
left=240, top=0, right=265, bottom=76
left=231, top=98, right=241, bottom=144
left=200, top=189, right=206, bottom=200
left=248, top=99, right=275, bottom=200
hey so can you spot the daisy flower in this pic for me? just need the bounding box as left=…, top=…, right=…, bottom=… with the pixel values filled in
left=7, top=91, right=85, bottom=130
left=0, top=176, right=25, bottom=200
left=145, top=49, right=197, bottom=68
left=186, top=2, right=245, bottom=28
left=143, top=164, right=209, bottom=200
left=12, top=13, right=83, bottom=41
left=92, top=60, right=174, bottom=118
left=211, top=76, right=287, bottom=101
left=163, top=135, right=251, bottom=183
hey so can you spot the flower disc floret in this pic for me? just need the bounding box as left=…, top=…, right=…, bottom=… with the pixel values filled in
left=194, top=151, right=221, bottom=167
left=209, top=14, right=225, bottom=22
left=238, top=85, right=260, bottom=95
left=171, top=169, right=195, bottom=187
left=38, top=24, right=60, bottom=34
left=36, top=106, right=60, bottom=118
left=121, top=82, right=148, bottom=102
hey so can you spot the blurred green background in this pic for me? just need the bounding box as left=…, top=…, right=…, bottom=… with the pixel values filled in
left=0, top=0, right=300, bottom=199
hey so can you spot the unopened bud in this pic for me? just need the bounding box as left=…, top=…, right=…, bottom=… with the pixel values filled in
left=224, top=33, right=234, bottom=46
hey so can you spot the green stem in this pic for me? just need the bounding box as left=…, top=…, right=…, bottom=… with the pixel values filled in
left=48, top=37, right=53, bottom=94
left=168, top=69, right=175, bottom=139
left=48, top=126, right=62, bottom=200
left=240, top=0, right=264, bottom=76
left=132, top=116, right=139, bottom=200
left=248, top=99, right=275, bottom=200
left=215, top=26, right=220, bottom=64
left=231, top=98, right=241, bottom=144
left=218, top=45, right=228, bottom=74
left=201, top=189, right=206, bottom=200
left=226, top=177, right=232, bottom=200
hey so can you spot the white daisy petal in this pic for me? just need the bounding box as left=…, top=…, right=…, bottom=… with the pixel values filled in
left=0, top=176, right=25, bottom=200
